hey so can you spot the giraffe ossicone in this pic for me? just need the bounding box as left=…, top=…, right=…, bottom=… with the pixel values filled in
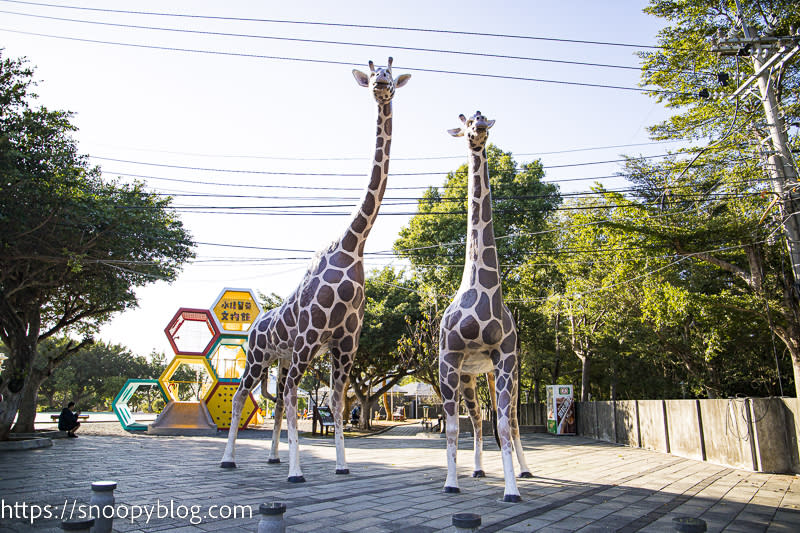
left=439, top=111, right=532, bottom=503
left=219, top=58, right=409, bottom=481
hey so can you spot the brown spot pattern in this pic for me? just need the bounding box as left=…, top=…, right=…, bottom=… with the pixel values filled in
left=323, top=269, right=343, bottom=283
left=478, top=268, right=498, bottom=289
left=459, top=315, right=479, bottom=339
left=476, top=293, right=491, bottom=321
left=460, top=289, right=477, bottom=308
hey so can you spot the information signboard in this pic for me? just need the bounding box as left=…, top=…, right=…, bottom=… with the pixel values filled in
left=546, top=384, right=576, bottom=435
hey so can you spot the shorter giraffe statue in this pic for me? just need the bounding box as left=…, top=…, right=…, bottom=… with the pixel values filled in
left=219, top=58, right=409, bottom=482
left=439, top=111, right=532, bottom=502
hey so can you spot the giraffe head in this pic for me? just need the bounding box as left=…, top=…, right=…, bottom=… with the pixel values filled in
left=448, top=111, right=495, bottom=150
left=352, top=57, right=411, bottom=104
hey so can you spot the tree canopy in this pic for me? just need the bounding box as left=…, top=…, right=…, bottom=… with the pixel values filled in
left=0, top=52, right=194, bottom=438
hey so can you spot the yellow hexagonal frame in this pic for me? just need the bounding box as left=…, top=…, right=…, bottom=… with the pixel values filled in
left=210, top=288, right=262, bottom=335
left=158, top=355, right=219, bottom=403
left=205, top=382, right=258, bottom=429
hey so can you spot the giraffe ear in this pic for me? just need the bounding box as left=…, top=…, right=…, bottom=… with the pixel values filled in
left=448, top=127, right=464, bottom=137
left=486, top=120, right=495, bottom=129
left=395, top=74, right=411, bottom=88
left=352, top=69, right=369, bottom=87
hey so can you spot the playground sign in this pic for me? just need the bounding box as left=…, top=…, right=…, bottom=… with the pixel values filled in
left=211, top=288, right=262, bottom=334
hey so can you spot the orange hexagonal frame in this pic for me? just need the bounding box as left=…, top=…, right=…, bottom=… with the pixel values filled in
left=164, top=308, right=220, bottom=356
left=205, top=382, right=258, bottom=429
left=158, top=355, right=219, bottom=402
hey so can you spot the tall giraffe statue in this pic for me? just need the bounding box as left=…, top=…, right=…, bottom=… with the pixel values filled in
left=220, top=58, right=410, bottom=481
left=439, top=111, right=532, bottom=502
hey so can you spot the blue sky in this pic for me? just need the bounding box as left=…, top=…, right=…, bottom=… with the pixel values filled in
left=0, top=0, right=680, bottom=357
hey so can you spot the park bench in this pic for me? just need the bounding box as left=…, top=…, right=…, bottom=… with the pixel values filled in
left=50, top=414, right=89, bottom=422
left=422, top=415, right=442, bottom=432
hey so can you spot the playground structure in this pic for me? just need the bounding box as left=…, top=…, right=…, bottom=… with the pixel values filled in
left=112, top=288, right=263, bottom=434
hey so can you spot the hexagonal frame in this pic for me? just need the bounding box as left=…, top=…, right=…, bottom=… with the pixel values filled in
left=158, top=355, right=219, bottom=402
left=206, top=334, right=249, bottom=382
left=210, top=287, right=263, bottom=335
left=164, top=308, right=221, bottom=356
left=205, top=381, right=258, bottom=429
left=112, top=379, right=168, bottom=431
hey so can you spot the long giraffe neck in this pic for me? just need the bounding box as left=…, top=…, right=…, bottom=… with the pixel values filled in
left=462, top=144, right=501, bottom=292
left=342, top=101, right=392, bottom=254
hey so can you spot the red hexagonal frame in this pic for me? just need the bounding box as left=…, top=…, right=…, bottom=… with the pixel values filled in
left=164, top=308, right=221, bottom=356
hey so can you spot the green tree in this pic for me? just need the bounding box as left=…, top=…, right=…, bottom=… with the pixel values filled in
left=0, top=53, right=194, bottom=438
left=349, top=267, right=423, bottom=429
left=38, top=341, right=155, bottom=410
left=395, top=145, right=560, bottom=296
left=633, top=0, right=800, bottom=397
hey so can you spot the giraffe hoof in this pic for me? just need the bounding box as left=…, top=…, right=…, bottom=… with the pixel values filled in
left=335, top=469, right=350, bottom=475
left=287, top=476, right=306, bottom=483
left=267, top=458, right=281, bottom=464
left=503, top=494, right=522, bottom=503
left=472, top=470, right=485, bottom=478
left=220, top=462, right=236, bottom=469
left=443, top=486, right=460, bottom=494
left=519, top=471, right=533, bottom=478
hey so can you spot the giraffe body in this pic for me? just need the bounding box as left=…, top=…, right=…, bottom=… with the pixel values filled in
left=439, top=112, right=531, bottom=502
left=220, top=59, right=409, bottom=480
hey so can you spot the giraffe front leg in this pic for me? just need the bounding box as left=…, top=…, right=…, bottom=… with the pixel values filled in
left=330, top=346, right=352, bottom=474
left=460, top=374, right=484, bottom=478
left=495, top=365, right=522, bottom=502
left=284, top=348, right=312, bottom=483
left=440, top=351, right=463, bottom=493
left=268, top=360, right=289, bottom=464
left=220, top=362, right=262, bottom=468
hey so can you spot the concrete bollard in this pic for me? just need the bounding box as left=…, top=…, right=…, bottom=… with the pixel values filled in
left=257, top=502, right=287, bottom=533
left=60, top=518, right=94, bottom=532
left=89, top=481, right=117, bottom=533
left=452, top=512, right=481, bottom=532
left=672, top=516, right=707, bottom=533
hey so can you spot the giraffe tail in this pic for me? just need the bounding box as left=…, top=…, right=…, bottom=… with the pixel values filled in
left=487, top=373, right=501, bottom=448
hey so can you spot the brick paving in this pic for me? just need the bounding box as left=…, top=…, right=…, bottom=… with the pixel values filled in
left=0, top=422, right=798, bottom=532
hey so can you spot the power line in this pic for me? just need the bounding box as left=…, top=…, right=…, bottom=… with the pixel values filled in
left=0, top=0, right=674, bottom=51
left=91, top=152, right=675, bottom=175
left=86, top=139, right=685, bottom=162
left=0, top=27, right=687, bottom=95
left=0, top=8, right=650, bottom=73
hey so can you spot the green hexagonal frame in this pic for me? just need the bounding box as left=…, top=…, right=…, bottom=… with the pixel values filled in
left=112, top=379, right=168, bottom=431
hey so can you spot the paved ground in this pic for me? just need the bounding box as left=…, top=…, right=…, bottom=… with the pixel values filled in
left=0, top=421, right=798, bottom=532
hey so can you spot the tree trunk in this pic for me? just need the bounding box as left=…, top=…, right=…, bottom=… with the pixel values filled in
left=579, top=354, right=591, bottom=402
left=351, top=386, right=371, bottom=430
left=12, top=368, right=47, bottom=433
left=0, top=341, right=36, bottom=440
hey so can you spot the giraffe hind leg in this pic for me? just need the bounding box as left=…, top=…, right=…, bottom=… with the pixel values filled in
left=460, top=374, right=484, bottom=478
left=268, top=359, right=290, bottom=464
left=508, top=359, right=532, bottom=478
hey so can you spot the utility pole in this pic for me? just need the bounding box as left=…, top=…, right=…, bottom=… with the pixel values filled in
left=710, top=5, right=800, bottom=294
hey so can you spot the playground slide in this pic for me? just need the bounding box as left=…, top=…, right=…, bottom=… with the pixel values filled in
left=147, top=401, right=218, bottom=436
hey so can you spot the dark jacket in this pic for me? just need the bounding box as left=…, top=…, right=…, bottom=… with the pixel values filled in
left=58, top=408, right=78, bottom=431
